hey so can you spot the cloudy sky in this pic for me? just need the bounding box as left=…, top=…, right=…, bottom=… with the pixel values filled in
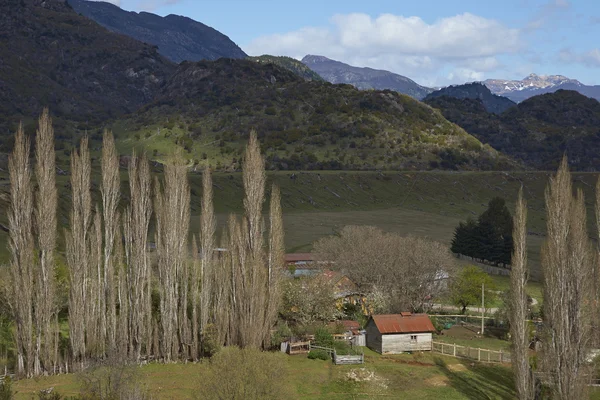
left=95, top=0, right=600, bottom=87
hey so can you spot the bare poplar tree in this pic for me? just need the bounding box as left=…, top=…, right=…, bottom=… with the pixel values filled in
left=265, top=184, right=284, bottom=344
left=212, top=230, right=231, bottom=347
left=8, top=124, right=35, bottom=377
left=198, top=168, right=216, bottom=356
left=243, top=131, right=265, bottom=261
left=509, top=188, right=533, bottom=400
left=593, top=176, right=600, bottom=348
left=33, top=109, right=57, bottom=375
left=101, top=131, right=120, bottom=353
left=225, top=131, right=283, bottom=348
left=541, top=157, right=593, bottom=399
left=66, top=136, right=93, bottom=367
left=155, top=152, right=190, bottom=361
left=123, top=154, right=152, bottom=360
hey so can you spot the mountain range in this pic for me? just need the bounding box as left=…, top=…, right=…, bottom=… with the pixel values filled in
left=425, top=88, right=600, bottom=170
left=68, top=0, right=247, bottom=63
left=484, top=73, right=600, bottom=103
left=301, top=55, right=433, bottom=100
left=0, top=0, right=510, bottom=172
left=3, top=0, right=600, bottom=172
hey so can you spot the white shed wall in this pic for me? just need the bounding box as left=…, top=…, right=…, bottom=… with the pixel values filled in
left=381, top=332, right=432, bottom=354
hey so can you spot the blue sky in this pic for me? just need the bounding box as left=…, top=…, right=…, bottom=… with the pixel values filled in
left=98, top=0, right=600, bottom=87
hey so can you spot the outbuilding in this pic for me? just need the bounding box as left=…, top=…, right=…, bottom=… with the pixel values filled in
left=366, top=313, right=436, bottom=354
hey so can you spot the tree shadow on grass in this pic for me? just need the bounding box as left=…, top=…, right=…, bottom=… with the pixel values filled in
left=434, top=357, right=515, bottom=400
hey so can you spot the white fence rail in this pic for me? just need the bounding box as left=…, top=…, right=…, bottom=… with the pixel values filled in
left=431, top=341, right=510, bottom=364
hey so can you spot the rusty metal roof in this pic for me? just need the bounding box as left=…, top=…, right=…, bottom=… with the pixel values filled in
left=285, top=253, right=318, bottom=263
left=371, top=314, right=435, bottom=334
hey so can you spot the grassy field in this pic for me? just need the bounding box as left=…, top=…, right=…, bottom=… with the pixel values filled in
left=12, top=349, right=518, bottom=399
left=1, top=170, right=599, bottom=277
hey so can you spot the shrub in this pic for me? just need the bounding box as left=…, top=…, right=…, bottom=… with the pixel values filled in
left=77, top=358, right=149, bottom=400
left=0, top=376, right=14, bottom=400
left=197, top=347, right=291, bottom=400
left=307, top=350, right=330, bottom=360
left=314, top=327, right=334, bottom=348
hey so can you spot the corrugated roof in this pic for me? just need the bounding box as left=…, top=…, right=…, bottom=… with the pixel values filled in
left=285, top=253, right=318, bottom=263
left=371, top=314, right=435, bottom=334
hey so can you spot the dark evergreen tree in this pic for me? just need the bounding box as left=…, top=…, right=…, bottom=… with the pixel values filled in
left=451, top=197, right=513, bottom=266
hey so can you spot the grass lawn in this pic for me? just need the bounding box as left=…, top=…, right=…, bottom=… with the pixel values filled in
left=433, top=325, right=511, bottom=351
left=12, top=349, right=517, bottom=399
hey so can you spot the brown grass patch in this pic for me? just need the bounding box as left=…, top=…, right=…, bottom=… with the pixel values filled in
left=426, top=375, right=449, bottom=387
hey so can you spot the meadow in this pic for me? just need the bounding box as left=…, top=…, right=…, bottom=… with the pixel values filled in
left=2, top=169, right=599, bottom=279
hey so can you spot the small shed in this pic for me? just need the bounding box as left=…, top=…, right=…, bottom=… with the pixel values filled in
left=366, top=313, right=436, bottom=354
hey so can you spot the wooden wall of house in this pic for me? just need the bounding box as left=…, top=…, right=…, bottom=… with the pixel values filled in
left=381, top=333, right=432, bottom=354
left=365, top=319, right=382, bottom=353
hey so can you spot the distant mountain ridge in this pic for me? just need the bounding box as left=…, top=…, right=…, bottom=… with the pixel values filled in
left=301, top=55, right=433, bottom=100
left=424, top=82, right=516, bottom=114
left=68, top=0, right=247, bottom=63
left=484, top=73, right=600, bottom=103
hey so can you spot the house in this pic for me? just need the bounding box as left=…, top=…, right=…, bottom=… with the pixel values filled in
left=366, top=313, right=436, bottom=354
left=284, top=253, right=331, bottom=277
left=321, top=270, right=369, bottom=313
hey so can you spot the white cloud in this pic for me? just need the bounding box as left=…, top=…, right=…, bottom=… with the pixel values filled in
left=560, top=48, right=600, bottom=67
left=447, top=68, right=485, bottom=83
left=244, top=12, right=521, bottom=86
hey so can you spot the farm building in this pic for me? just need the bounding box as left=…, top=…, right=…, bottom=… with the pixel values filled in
left=284, top=253, right=332, bottom=277
left=366, top=313, right=436, bottom=354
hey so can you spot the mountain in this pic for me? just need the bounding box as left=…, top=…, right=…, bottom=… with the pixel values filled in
left=426, top=90, right=600, bottom=170
left=424, top=82, right=516, bottom=114
left=484, top=73, right=600, bottom=103
left=0, top=0, right=175, bottom=141
left=0, top=0, right=515, bottom=172
left=247, top=55, right=323, bottom=81
left=301, top=55, right=433, bottom=100
left=68, top=0, right=247, bottom=63
left=113, top=58, right=514, bottom=171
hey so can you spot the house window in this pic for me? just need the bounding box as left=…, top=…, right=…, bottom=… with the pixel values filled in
left=410, top=335, right=418, bottom=343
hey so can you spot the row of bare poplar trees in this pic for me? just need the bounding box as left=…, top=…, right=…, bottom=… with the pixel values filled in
left=509, top=158, right=600, bottom=399
left=7, top=110, right=284, bottom=377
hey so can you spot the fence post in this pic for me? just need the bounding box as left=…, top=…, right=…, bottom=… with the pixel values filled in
left=500, top=350, right=503, bottom=363
left=478, top=348, right=481, bottom=361
left=453, top=343, right=456, bottom=357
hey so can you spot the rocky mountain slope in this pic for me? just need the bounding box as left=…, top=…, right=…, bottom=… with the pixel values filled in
left=68, top=0, right=247, bottom=63
left=114, top=59, right=513, bottom=171
left=302, top=55, right=433, bottom=100
left=247, top=55, right=323, bottom=81
left=426, top=90, right=600, bottom=170
left=484, top=73, right=600, bottom=103
left=0, top=0, right=175, bottom=139
left=424, top=82, right=516, bottom=114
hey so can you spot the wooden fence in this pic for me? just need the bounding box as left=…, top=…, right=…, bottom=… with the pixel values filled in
left=431, top=341, right=510, bottom=364
left=308, top=344, right=364, bottom=365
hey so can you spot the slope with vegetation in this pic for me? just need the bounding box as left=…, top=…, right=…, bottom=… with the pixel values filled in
left=248, top=55, right=324, bottom=81
left=114, top=58, right=513, bottom=171
left=0, top=0, right=174, bottom=139
left=425, top=89, right=600, bottom=170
